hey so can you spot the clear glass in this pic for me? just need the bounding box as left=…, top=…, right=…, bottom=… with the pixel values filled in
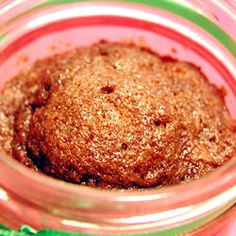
left=0, top=0, right=235, bottom=235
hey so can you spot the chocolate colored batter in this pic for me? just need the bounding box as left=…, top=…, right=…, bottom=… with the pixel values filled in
left=0, top=42, right=235, bottom=188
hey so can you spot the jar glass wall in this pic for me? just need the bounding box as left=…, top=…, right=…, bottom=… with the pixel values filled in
left=0, top=0, right=235, bottom=235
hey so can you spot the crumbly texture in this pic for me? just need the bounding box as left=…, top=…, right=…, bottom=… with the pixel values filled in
left=0, top=42, right=235, bottom=189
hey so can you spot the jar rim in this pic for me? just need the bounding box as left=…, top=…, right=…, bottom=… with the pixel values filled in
left=0, top=0, right=235, bottom=221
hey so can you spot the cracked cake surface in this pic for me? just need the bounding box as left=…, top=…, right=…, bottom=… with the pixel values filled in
left=0, top=42, right=235, bottom=189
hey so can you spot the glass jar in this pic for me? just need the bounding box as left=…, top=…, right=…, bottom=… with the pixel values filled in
left=0, top=0, right=235, bottom=235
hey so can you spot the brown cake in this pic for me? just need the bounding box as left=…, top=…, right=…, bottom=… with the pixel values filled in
left=0, top=42, right=235, bottom=189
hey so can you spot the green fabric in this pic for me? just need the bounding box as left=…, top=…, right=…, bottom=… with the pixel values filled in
left=0, top=225, right=29, bottom=236
left=0, top=225, right=88, bottom=236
